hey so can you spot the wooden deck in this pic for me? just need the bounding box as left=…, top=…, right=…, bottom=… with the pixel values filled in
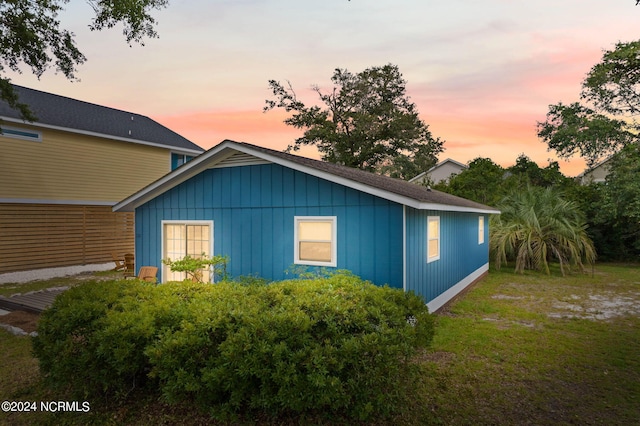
left=0, top=289, right=66, bottom=314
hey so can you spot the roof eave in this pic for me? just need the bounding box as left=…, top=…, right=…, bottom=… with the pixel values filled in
left=113, top=140, right=501, bottom=214
left=113, top=144, right=230, bottom=212
left=416, top=202, right=500, bottom=214
left=0, top=115, right=204, bottom=155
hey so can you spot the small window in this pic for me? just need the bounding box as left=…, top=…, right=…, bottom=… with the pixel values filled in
left=427, top=216, right=440, bottom=262
left=171, top=153, right=194, bottom=170
left=478, top=216, right=485, bottom=244
left=1, top=126, right=42, bottom=142
left=294, top=216, right=337, bottom=267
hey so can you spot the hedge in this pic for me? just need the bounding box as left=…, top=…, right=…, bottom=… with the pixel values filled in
left=33, top=273, right=434, bottom=421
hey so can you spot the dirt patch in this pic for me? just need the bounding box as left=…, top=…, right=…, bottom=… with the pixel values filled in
left=414, top=350, right=457, bottom=365
left=549, top=291, right=640, bottom=320
left=0, top=310, right=40, bottom=333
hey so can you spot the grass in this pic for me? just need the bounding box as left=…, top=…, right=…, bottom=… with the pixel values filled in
left=1, top=264, right=639, bottom=425
left=417, top=263, right=640, bottom=425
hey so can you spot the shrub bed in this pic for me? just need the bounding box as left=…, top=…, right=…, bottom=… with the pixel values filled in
left=33, top=274, right=434, bottom=421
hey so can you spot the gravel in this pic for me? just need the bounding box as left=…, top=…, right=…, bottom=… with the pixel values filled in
left=0, top=262, right=113, bottom=284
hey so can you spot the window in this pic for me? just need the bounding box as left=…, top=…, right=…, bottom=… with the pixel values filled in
left=294, top=216, right=337, bottom=267
left=1, top=126, right=42, bottom=142
left=427, top=216, right=440, bottom=262
left=478, top=216, right=485, bottom=244
left=163, top=221, right=212, bottom=282
left=171, top=153, right=194, bottom=170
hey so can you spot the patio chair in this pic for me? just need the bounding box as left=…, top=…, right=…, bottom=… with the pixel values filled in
left=111, top=252, right=126, bottom=271
left=123, top=253, right=135, bottom=278
left=137, top=266, right=158, bottom=283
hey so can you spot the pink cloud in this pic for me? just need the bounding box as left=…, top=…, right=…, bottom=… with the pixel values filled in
left=156, top=104, right=588, bottom=179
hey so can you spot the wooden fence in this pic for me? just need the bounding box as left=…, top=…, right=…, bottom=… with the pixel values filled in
left=0, top=204, right=134, bottom=274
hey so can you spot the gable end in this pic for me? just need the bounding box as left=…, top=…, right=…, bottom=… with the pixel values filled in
left=210, top=152, right=270, bottom=169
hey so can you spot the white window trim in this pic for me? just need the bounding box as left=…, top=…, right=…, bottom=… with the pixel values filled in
left=161, top=220, right=214, bottom=283
left=427, top=216, right=440, bottom=263
left=294, top=216, right=337, bottom=267
left=478, top=216, right=485, bottom=245
left=1, top=125, right=42, bottom=142
left=170, top=152, right=192, bottom=170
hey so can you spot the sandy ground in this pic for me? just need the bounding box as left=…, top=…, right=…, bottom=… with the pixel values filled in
left=548, top=291, right=640, bottom=320
left=0, top=263, right=113, bottom=284
left=0, top=310, right=39, bottom=333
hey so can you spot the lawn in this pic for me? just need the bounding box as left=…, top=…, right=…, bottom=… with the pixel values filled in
left=1, top=264, right=639, bottom=425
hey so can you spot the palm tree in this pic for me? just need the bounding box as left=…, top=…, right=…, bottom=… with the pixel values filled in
left=490, top=187, right=596, bottom=275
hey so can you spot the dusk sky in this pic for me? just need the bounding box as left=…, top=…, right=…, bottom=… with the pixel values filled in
left=6, top=1, right=640, bottom=177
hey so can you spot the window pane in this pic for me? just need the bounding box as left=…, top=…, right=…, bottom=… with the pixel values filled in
left=428, top=220, right=439, bottom=238
left=164, top=223, right=211, bottom=282
left=299, top=221, right=332, bottom=241
left=1, top=127, right=41, bottom=141
left=428, top=239, right=439, bottom=258
left=299, top=242, right=332, bottom=262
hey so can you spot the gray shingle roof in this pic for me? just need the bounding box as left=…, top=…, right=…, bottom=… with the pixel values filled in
left=235, top=141, right=498, bottom=212
left=114, top=139, right=500, bottom=213
left=0, top=85, right=203, bottom=153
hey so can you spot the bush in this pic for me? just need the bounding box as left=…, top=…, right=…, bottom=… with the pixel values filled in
left=32, top=280, right=201, bottom=398
left=33, top=274, right=434, bottom=421
left=147, top=274, right=434, bottom=420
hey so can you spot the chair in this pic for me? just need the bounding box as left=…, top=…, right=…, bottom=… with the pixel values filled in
left=111, top=252, right=126, bottom=271
left=123, top=253, right=135, bottom=278
left=137, top=266, right=158, bottom=283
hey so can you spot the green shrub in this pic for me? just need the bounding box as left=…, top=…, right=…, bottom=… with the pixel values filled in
left=33, top=274, right=434, bottom=421
left=162, top=254, right=228, bottom=282
left=147, top=274, right=434, bottom=420
left=32, top=280, right=199, bottom=398
left=33, top=280, right=132, bottom=397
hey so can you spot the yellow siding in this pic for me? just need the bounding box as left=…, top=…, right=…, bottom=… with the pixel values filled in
left=0, top=204, right=134, bottom=273
left=0, top=124, right=171, bottom=202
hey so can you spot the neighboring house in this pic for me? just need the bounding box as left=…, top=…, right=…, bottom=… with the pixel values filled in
left=576, top=156, right=612, bottom=184
left=409, top=158, right=468, bottom=185
left=0, top=85, right=204, bottom=274
left=114, top=140, right=499, bottom=312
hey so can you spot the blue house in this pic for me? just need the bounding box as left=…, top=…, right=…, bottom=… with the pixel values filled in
left=114, top=140, right=499, bottom=312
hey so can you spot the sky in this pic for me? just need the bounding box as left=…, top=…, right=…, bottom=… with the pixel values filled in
left=6, top=0, right=640, bottom=177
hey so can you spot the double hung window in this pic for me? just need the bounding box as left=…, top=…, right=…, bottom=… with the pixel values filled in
left=427, top=216, right=440, bottom=262
left=294, top=217, right=337, bottom=267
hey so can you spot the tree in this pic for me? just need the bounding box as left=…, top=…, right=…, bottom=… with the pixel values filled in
left=1, top=0, right=169, bottom=120
left=490, top=187, right=596, bottom=276
left=264, top=64, right=444, bottom=178
left=505, top=154, right=574, bottom=191
left=434, top=157, right=506, bottom=206
left=594, top=144, right=640, bottom=258
left=537, top=41, right=640, bottom=167
left=433, top=154, right=576, bottom=206
left=162, top=254, right=228, bottom=283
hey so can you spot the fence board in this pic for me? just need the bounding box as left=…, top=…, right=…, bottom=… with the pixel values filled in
left=0, top=204, right=134, bottom=273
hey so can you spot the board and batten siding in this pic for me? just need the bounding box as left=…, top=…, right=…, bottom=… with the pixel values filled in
left=405, top=207, right=489, bottom=309
left=0, top=125, right=170, bottom=203
left=0, top=203, right=134, bottom=273
left=135, top=163, right=404, bottom=286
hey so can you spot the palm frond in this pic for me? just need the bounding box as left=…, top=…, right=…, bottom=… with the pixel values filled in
left=490, top=186, right=597, bottom=275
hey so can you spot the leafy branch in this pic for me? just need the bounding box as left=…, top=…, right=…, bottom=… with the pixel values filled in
left=162, top=254, right=228, bottom=283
